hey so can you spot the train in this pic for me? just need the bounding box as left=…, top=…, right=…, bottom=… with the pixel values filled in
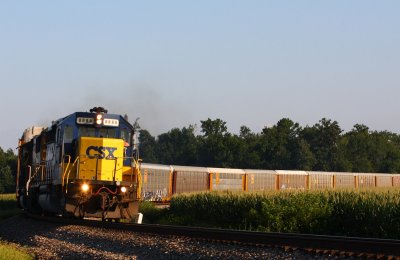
left=16, top=107, right=400, bottom=213
left=139, top=163, right=400, bottom=202
left=16, top=107, right=142, bottom=221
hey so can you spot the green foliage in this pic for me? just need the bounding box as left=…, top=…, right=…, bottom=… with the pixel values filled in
left=0, top=148, right=17, bottom=194
left=138, top=129, right=158, bottom=163
left=167, top=192, right=332, bottom=232
left=200, top=118, right=228, bottom=136
left=198, top=118, right=234, bottom=167
left=0, top=241, right=34, bottom=260
left=153, top=190, right=400, bottom=239
left=157, top=126, right=198, bottom=166
left=325, top=190, right=400, bottom=238
left=138, top=201, right=168, bottom=224
left=302, top=118, right=343, bottom=171
left=261, top=118, right=315, bottom=170
left=0, top=194, right=21, bottom=219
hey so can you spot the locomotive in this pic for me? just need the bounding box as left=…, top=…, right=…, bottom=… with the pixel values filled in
left=16, top=107, right=142, bottom=221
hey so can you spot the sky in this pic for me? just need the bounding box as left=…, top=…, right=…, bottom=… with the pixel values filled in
left=0, top=1, right=399, bottom=151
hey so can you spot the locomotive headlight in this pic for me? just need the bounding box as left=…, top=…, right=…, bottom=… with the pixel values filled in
left=96, top=114, right=103, bottom=125
left=82, top=183, right=89, bottom=192
left=121, top=186, right=127, bottom=193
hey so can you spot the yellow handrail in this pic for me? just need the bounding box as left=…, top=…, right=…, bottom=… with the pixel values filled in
left=133, top=158, right=142, bottom=199
left=61, top=155, right=71, bottom=188
left=62, top=156, right=79, bottom=194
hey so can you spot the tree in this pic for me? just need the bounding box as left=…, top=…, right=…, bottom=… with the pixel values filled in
left=235, top=126, right=263, bottom=169
left=260, top=118, right=314, bottom=170
left=0, top=147, right=17, bottom=193
left=369, top=131, right=400, bottom=173
left=291, top=138, right=316, bottom=171
left=0, top=165, right=14, bottom=193
left=198, top=118, right=232, bottom=167
left=200, top=118, right=228, bottom=136
left=343, top=124, right=373, bottom=172
left=156, top=126, right=198, bottom=165
left=138, top=130, right=158, bottom=163
left=302, top=118, right=343, bottom=171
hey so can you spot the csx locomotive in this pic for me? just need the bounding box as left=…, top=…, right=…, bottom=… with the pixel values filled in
left=16, top=107, right=142, bottom=221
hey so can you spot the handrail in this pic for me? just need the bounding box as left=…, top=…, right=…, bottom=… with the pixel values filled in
left=41, top=161, right=45, bottom=182
left=61, top=155, right=71, bottom=187
left=133, top=158, right=142, bottom=199
left=64, top=156, right=79, bottom=194
left=26, top=165, right=32, bottom=196
left=25, top=164, right=44, bottom=194
left=112, top=157, right=118, bottom=182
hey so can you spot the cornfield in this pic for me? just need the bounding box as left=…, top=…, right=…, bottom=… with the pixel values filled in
left=144, top=189, right=400, bottom=239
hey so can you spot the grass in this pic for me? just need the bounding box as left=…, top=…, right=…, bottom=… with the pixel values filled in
left=0, top=194, right=22, bottom=220
left=0, top=194, right=32, bottom=259
left=139, top=201, right=169, bottom=223
left=0, top=241, right=33, bottom=260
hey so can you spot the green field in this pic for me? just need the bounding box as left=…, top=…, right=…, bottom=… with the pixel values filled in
left=0, top=194, right=21, bottom=220
left=140, top=189, right=400, bottom=239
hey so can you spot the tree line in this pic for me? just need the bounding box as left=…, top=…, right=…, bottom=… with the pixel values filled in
left=139, top=118, right=400, bottom=173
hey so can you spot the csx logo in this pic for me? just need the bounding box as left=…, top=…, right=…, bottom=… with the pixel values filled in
left=86, top=146, right=117, bottom=159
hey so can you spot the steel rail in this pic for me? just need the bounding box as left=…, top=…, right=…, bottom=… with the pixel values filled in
left=26, top=213, right=400, bottom=256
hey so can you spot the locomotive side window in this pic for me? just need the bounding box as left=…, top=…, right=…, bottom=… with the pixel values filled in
left=35, top=137, right=41, bottom=153
left=47, top=127, right=56, bottom=143
left=56, top=128, right=62, bottom=144
left=63, top=125, right=74, bottom=160
left=63, top=126, right=74, bottom=143
left=121, top=129, right=131, bottom=143
left=121, top=129, right=132, bottom=165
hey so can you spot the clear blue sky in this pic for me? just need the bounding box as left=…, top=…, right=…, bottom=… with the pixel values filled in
left=1, top=1, right=399, bottom=151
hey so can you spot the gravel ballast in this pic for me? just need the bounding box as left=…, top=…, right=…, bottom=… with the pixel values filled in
left=0, top=215, right=350, bottom=259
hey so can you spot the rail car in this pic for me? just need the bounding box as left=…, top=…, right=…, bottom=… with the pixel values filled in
left=16, top=107, right=142, bottom=221
left=139, top=163, right=400, bottom=202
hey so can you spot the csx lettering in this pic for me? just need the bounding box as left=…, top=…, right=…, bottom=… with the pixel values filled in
left=86, top=146, right=117, bottom=159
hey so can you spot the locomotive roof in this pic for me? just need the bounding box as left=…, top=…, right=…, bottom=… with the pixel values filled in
left=50, top=110, right=133, bottom=128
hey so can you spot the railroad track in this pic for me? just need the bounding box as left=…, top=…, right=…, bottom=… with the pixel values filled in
left=26, top=213, right=400, bottom=257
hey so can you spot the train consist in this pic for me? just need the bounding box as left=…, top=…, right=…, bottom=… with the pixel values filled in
left=16, top=107, right=142, bottom=221
left=139, top=163, right=400, bottom=201
left=16, top=107, right=400, bottom=210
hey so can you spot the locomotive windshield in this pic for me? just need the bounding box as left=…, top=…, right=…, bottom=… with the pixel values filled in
left=78, top=126, right=95, bottom=137
left=76, top=126, right=118, bottom=139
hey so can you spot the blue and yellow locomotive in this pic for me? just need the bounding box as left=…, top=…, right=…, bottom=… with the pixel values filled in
left=16, top=107, right=142, bottom=221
